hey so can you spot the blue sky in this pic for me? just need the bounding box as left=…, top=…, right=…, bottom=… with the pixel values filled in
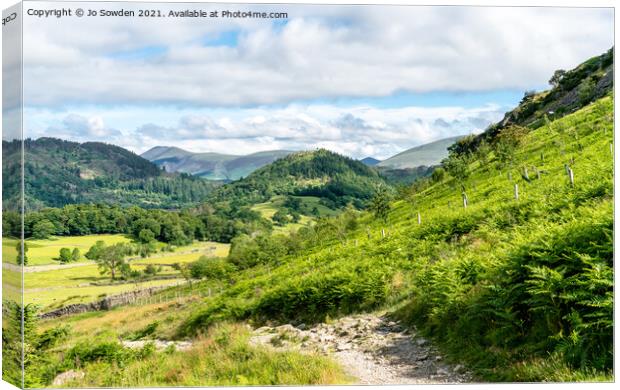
left=17, top=3, right=614, bottom=159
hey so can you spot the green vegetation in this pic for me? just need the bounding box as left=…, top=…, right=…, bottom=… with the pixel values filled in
left=171, top=94, right=612, bottom=381
left=207, top=149, right=386, bottom=210
left=2, top=50, right=614, bottom=387
left=452, top=48, right=613, bottom=155
left=3, top=235, right=131, bottom=266
left=2, top=137, right=217, bottom=210
left=11, top=239, right=229, bottom=309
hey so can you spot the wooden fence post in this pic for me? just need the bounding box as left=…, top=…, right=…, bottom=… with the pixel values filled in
left=514, top=184, right=519, bottom=200
left=568, top=168, right=574, bottom=187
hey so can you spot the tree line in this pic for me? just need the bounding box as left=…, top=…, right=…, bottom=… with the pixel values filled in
left=2, top=203, right=269, bottom=244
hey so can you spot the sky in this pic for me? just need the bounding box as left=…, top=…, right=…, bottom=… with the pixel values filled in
left=13, top=2, right=615, bottom=159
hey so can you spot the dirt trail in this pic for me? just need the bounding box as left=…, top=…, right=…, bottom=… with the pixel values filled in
left=250, top=313, right=471, bottom=384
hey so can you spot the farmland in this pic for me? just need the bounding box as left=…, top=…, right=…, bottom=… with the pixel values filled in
left=3, top=234, right=230, bottom=310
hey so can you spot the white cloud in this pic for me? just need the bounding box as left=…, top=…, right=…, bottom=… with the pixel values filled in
left=43, top=114, right=124, bottom=142
left=27, top=102, right=504, bottom=159
left=21, top=4, right=613, bottom=107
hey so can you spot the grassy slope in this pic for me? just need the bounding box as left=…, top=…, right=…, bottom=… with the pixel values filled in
left=30, top=95, right=612, bottom=385
left=178, top=95, right=613, bottom=380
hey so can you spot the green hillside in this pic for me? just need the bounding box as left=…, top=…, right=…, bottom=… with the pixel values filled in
left=452, top=48, right=613, bottom=155
left=184, top=94, right=613, bottom=380
left=141, top=146, right=293, bottom=181
left=1, top=138, right=217, bottom=210
left=206, top=149, right=387, bottom=210
left=24, top=94, right=612, bottom=386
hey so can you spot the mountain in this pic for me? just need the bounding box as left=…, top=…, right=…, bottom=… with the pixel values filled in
left=206, top=149, right=387, bottom=209
left=141, top=146, right=294, bottom=181
left=2, top=138, right=217, bottom=210
left=378, top=136, right=464, bottom=169
left=360, top=157, right=381, bottom=166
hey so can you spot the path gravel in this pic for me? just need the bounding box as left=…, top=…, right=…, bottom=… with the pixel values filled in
left=250, top=313, right=471, bottom=384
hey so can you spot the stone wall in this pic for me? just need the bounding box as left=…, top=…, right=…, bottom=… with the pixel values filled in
left=39, top=286, right=168, bottom=319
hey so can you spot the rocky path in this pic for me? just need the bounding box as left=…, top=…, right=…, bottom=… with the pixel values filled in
left=250, top=313, right=470, bottom=384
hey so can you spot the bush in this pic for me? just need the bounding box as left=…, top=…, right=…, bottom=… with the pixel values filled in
left=189, top=257, right=235, bottom=280
left=59, top=248, right=72, bottom=263
left=65, top=341, right=145, bottom=368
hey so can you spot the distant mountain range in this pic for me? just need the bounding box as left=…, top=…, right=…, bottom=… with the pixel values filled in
left=145, top=135, right=464, bottom=180
left=141, top=146, right=293, bottom=181
left=377, top=136, right=464, bottom=169
left=360, top=157, right=381, bottom=166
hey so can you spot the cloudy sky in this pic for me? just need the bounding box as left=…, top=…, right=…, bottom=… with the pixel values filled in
left=16, top=2, right=614, bottom=159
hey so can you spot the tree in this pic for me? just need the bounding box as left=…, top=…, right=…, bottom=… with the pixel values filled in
left=138, top=228, right=155, bottom=244
left=431, top=167, right=446, bottom=183
left=578, top=77, right=596, bottom=105
left=71, top=248, right=80, bottom=262
left=95, top=243, right=130, bottom=280
left=189, top=256, right=234, bottom=280
left=272, top=210, right=289, bottom=226
left=443, top=154, right=470, bottom=181
left=369, top=186, right=391, bottom=223
left=144, top=264, right=161, bottom=276
left=31, top=220, right=55, bottom=239
left=85, top=240, right=106, bottom=260
left=16, top=242, right=28, bottom=265
left=493, top=125, right=528, bottom=167
left=58, top=248, right=72, bottom=263
left=549, top=69, right=566, bottom=88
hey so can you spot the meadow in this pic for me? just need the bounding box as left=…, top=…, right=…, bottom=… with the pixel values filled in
left=4, top=234, right=230, bottom=310
left=251, top=195, right=339, bottom=232
left=3, top=234, right=131, bottom=266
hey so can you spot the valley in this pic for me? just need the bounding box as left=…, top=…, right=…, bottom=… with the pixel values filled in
left=1, top=49, right=614, bottom=386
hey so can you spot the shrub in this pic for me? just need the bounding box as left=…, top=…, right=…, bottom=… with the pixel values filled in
left=189, top=257, right=235, bottom=280
left=59, top=248, right=72, bottom=263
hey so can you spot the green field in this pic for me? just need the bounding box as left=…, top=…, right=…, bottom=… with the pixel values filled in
left=3, top=234, right=132, bottom=266
left=252, top=195, right=339, bottom=232
left=12, top=238, right=230, bottom=310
